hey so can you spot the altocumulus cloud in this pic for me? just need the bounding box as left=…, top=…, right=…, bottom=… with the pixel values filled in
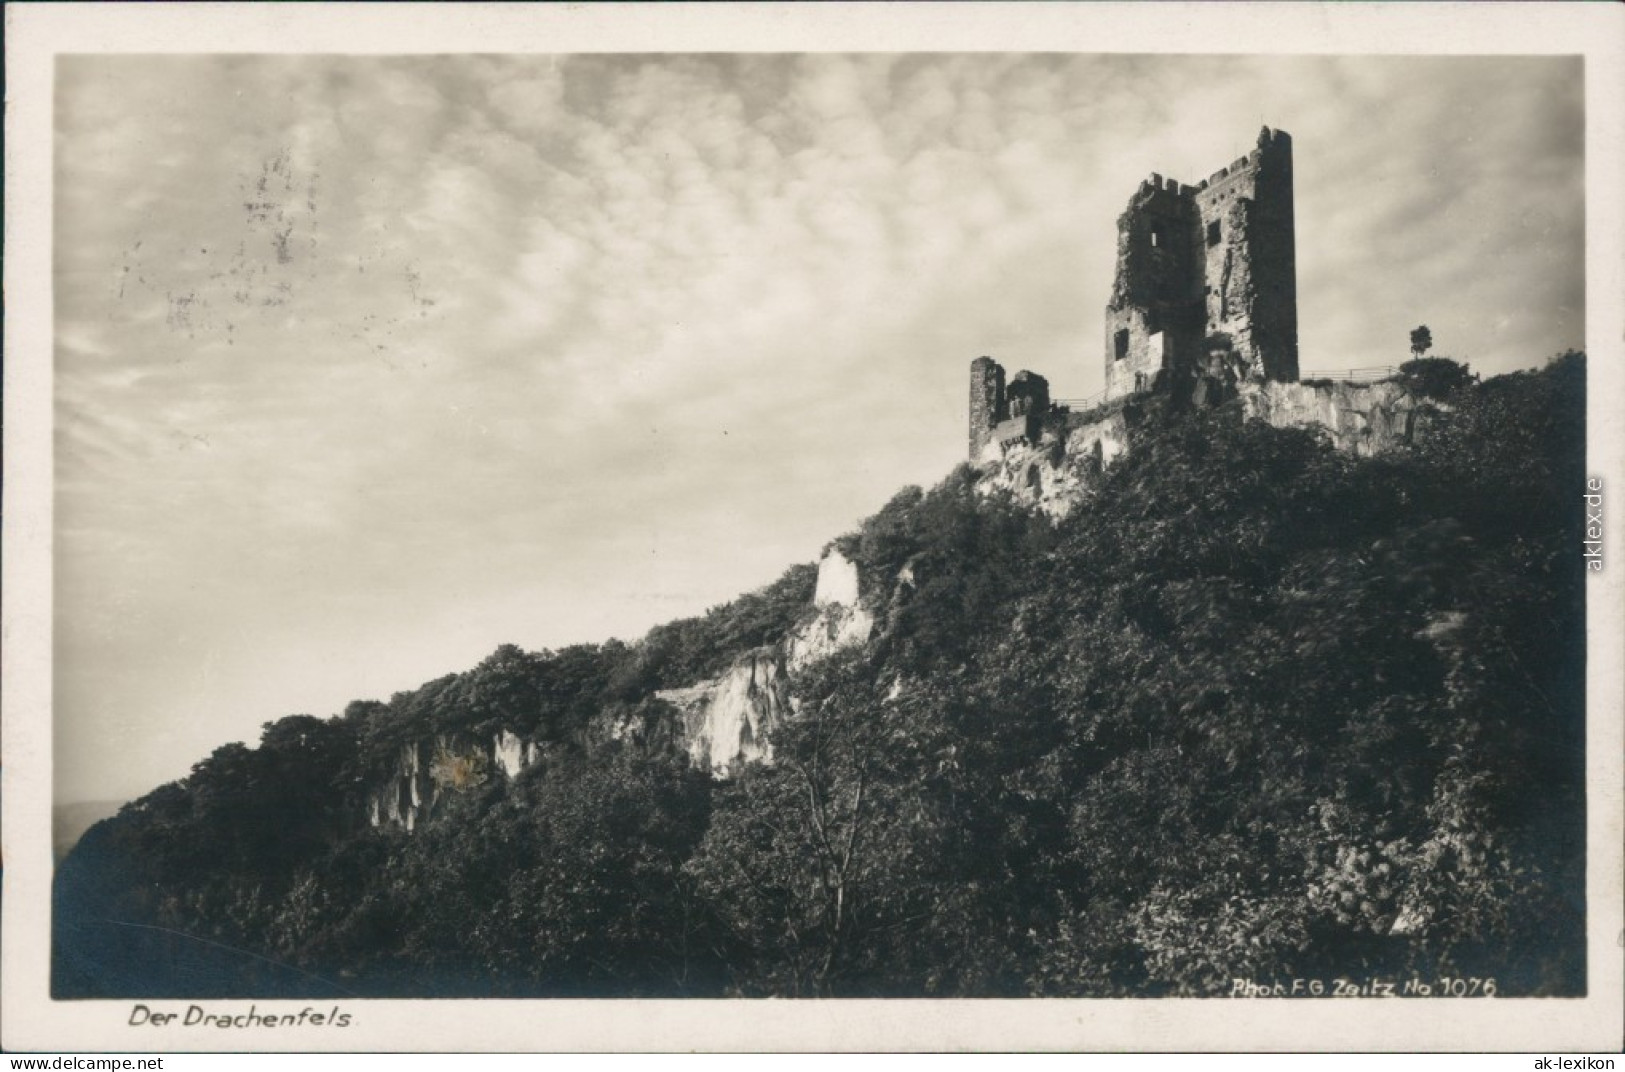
left=53, top=54, right=1582, bottom=803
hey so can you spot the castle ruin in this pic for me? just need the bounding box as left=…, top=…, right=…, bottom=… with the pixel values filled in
left=968, top=358, right=1053, bottom=461
left=1105, top=126, right=1298, bottom=400
left=969, top=127, right=1300, bottom=461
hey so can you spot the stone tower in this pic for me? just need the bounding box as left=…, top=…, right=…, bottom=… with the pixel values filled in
left=969, top=355, right=1006, bottom=460
left=969, top=358, right=1054, bottom=461
left=1104, top=126, right=1298, bottom=400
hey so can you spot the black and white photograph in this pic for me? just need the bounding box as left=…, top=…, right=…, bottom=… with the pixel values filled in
left=5, top=2, right=1622, bottom=1054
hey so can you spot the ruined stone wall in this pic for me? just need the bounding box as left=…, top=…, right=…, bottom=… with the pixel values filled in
left=970, top=358, right=1060, bottom=461
left=1006, top=369, right=1050, bottom=416
left=1192, top=128, right=1298, bottom=383
left=1194, top=171, right=1257, bottom=373
left=1247, top=130, right=1298, bottom=382
left=970, top=378, right=1433, bottom=520
left=969, top=355, right=1007, bottom=460
left=1104, top=178, right=1203, bottom=400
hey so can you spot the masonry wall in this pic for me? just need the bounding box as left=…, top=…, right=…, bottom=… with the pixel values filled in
left=1104, top=127, right=1298, bottom=399
left=1103, top=178, right=1203, bottom=400
left=1246, top=129, right=1299, bottom=383
left=1192, top=128, right=1297, bottom=383
left=969, top=356, right=1006, bottom=460
left=1006, top=369, right=1050, bottom=416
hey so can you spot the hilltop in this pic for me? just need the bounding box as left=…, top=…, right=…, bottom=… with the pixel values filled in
left=52, top=352, right=1586, bottom=998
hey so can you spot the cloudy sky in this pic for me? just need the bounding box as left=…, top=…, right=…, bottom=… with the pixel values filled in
left=54, top=53, right=1584, bottom=804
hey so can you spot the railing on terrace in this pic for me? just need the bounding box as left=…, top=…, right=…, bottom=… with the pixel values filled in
left=1298, top=365, right=1400, bottom=383
left=1054, top=390, right=1110, bottom=411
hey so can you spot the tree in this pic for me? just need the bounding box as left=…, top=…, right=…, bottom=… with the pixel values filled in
left=684, top=656, right=903, bottom=996
left=468, top=752, right=715, bottom=996
left=1410, top=324, right=1433, bottom=358
left=1399, top=356, right=1473, bottom=400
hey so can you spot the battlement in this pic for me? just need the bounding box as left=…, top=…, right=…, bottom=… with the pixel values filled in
left=1184, top=128, right=1292, bottom=190
left=1151, top=130, right=1291, bottom=190
left=967, top=127, right=1299, bottom=462
left=1140, top=173, right=1193, bottom=197
left=968, top=359, right=1053, bottom=460
left=1105, top=126, right=1298, bottom=403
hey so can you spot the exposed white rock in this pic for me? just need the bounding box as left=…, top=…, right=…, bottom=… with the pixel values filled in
left=785, top=548, right=876, bottom=673
left=973, top=409, right=1129, bottom=519
left=1389, top=901, right=1428, bottom=936
left=370, top=550, right=883, bottom=823
left=813, top=547, right=862, bottom=607
left=656, top=649, right=791, bottom=776
left=493, top=729, right=527, bottom=780
left=785, top=602, right=875, bottom=673
left=370, top=373, right=1442, bottom=833
left=368, top=740, right=431, bottom=832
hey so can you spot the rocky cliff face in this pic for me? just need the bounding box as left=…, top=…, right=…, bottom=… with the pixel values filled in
left=1241, top=379, right=1437, bottom=456
left=973, top=408, right=1131, bottom=518
left=368, top=740, right=435, bottom=832
left=785, top=548, right=876, bottom=672
left=367, top=730, right=539, bottom=832
left=649, top=648, right=795, bottom=775
left=368, top=549, right=879, bottom=829
left=661, top=549, right=876, bottom=774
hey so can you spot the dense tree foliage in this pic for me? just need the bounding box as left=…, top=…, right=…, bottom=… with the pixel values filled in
left=55, top=354, right=1586, bottom=998
left=1398, top=355, right=1474, bottom=400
